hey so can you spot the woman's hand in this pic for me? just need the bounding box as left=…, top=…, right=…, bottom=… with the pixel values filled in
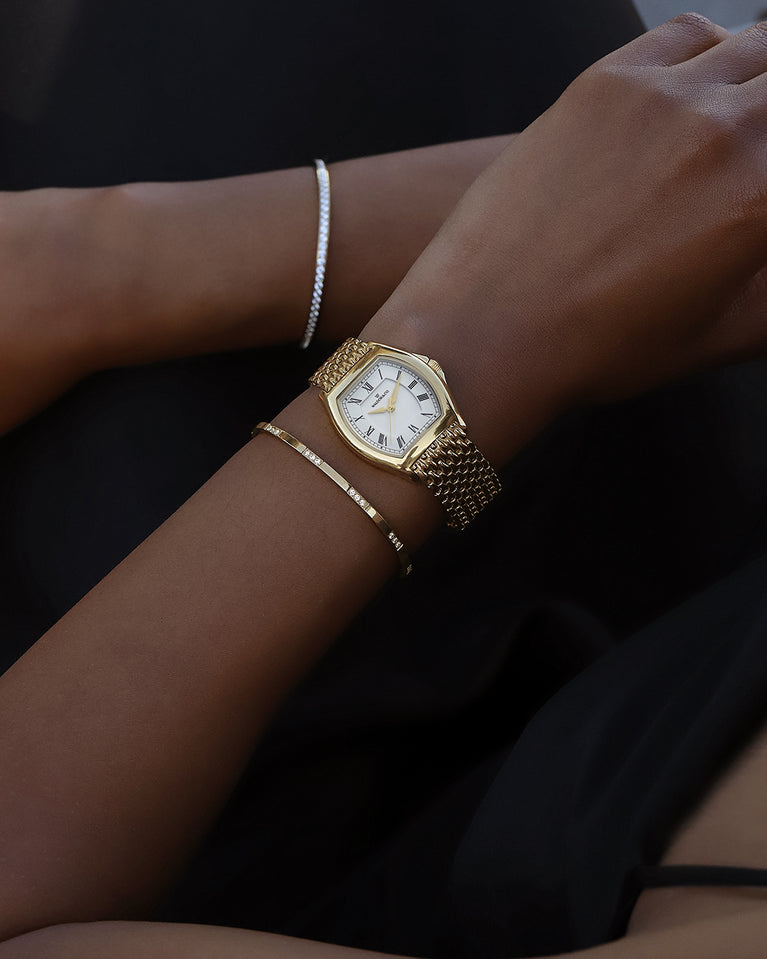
left=370, top=16, right=767, bottom=462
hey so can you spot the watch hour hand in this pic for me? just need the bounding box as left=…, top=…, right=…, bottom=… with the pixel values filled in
left=369, top=406, right=389, bottom=415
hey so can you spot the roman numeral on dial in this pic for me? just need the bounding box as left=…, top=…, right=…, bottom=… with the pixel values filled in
left=416, top=393, right=429, bottom=402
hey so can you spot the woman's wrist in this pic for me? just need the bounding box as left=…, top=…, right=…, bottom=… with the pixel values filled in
left=275, top=279, right=570, bottom=555
left=33, top=135, right=528, bottom=387
left=90, top=137, right=517, bottom=369
left=86, top=147, right=572, bottom=474
left=102, top=169, right=317, bottom=365
left=357, top=252, right=574, bottom=469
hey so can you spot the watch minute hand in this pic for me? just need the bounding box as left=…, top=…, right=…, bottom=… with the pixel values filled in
left=388, top=371, right=403, bottom=411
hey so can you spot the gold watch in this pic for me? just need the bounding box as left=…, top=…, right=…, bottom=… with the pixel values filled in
left=310, top=338, right=501, bottom=529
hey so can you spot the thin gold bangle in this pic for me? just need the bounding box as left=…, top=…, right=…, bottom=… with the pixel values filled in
left=252, top=422, right=413, bottom=577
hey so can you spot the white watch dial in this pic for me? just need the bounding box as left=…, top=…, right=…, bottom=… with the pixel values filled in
left=339, top=358, right=441, bottom=457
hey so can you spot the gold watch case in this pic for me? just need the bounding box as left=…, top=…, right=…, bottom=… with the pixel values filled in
left=320, top=342, right=465, bottom=476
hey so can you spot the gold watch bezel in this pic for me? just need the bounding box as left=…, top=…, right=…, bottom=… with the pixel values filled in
left=321, top=342, right=464, bottom=475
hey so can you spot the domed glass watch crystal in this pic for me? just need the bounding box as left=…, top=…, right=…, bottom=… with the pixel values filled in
left=339, top=356, right=442, bottom=458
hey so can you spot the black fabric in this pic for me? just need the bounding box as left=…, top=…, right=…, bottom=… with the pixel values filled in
left=0, top=0, right=645, bottom=188
left=164, top=545, right=767, bottom=959
left=6, top=3, right=767, bottom=958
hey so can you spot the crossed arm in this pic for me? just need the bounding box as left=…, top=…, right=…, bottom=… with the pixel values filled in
left=0, top=134, right=513, bottom=435
left=5, top=11, right=767, bottom=959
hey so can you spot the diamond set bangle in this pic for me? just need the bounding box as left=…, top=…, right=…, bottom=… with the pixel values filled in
left=299, top=159, right=330, bottom=349
left=252, top=422, right=413, bottom=577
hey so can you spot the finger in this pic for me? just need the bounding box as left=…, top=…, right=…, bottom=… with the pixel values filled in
left=613, top=13, right=730, bottom=68
left=681, top=21, right=767, bottom=84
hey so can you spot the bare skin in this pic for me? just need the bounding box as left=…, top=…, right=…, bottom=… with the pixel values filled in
left=4, top=909, right=767, bottom=959
left=0, top=135, right=512, bottom=435
left=4, top=11, right=767, bottom=959
left=629, top=725, right=767, bottom=934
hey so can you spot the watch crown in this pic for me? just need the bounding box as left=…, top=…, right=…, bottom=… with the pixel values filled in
left=428, top=358, right=446, bottom=380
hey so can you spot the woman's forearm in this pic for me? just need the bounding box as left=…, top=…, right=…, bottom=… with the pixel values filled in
left=0, top=269, right=560, bottom=942
left=0, top=393, right=434, bottom=940
left=0, top=137, right=514, bottom=434
left=95, top=136, right=514, bottom=364
left=0, top=137, right=513, bottom=434
left=4, top=905, right=767, bottom=959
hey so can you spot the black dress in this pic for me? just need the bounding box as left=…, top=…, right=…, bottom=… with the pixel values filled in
left=3, top=2, right=767, bottom=956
